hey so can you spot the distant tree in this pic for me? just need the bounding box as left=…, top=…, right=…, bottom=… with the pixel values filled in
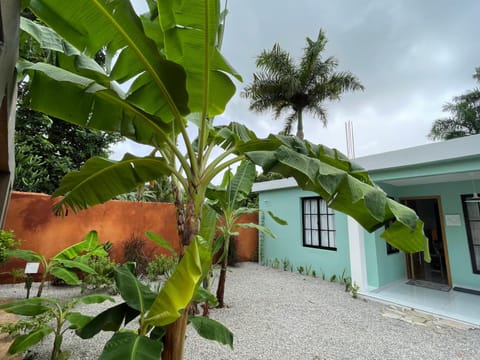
left=14, top=12, right=122, bottom=194
left=428, top=68, right=480, bottom=140
left=242, top=29, right=364, bottom=139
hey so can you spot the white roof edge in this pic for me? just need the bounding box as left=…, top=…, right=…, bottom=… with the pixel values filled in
left=252, top=177, right=297, bottom=192
left=354, top=134, right=480, bottom=171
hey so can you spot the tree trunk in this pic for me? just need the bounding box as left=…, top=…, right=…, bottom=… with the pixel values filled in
left=162, top=197, right=199, bottom=360
left=216, top=237, right=230, bottom=308
left=36, top=271, right=48, bottom=297
left=161, top=309, right=189, bottom=360
left=296, top=111, right=304, bottom=140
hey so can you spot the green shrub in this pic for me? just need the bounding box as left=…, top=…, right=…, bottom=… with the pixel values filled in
left=0, top=230, right=20, bottom=264
left=82, top=255, right=118, bottom=294
left=146, top=254, right=178, bottom=282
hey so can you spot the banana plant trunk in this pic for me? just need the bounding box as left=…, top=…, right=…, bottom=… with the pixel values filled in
left=162, top=197, right=199, bottom=360
left=216, top=236, right=231, bottom=308
left=37, top=269, right=49, bottom=297
left=161, top=309, right=190, bottom=360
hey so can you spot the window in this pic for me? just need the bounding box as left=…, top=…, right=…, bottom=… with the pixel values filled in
left=302, top=197, right=336, bottom=250
left=462, top=195, right=480, bottom=274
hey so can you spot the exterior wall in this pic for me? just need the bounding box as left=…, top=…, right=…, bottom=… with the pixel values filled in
left=259, top=187, right=350, bottom=279
left=365, top=231, right=406, bottom=289
left=1, top=192, right=258, bottom=282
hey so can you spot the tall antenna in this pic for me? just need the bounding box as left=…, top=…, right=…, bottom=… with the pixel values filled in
left=345, top=121, right=355, bottom=159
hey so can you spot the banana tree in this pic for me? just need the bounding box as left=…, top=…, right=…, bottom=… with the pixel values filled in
left=21, top=0, right=428, bottom=358
left=206, top=160, right=286, bottom=308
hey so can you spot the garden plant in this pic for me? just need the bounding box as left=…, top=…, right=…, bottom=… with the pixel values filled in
left=18, top=0, right=429, bottom=358
left=206, top=160, right=286, bottom=309
left=0, top=294, right=115, bottom=360
left=6, top=230, right=110, bottom=297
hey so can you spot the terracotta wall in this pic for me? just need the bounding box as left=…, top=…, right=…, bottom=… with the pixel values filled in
left=1, top=192, right=258, bottom=282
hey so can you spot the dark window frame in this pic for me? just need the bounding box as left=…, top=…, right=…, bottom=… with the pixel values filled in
left=461, top=194, right=480, bottom=274
left=301, top=196, right=336, bottom=251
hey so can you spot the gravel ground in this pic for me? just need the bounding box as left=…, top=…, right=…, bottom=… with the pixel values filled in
left=1, top=262, right=479, bottom=360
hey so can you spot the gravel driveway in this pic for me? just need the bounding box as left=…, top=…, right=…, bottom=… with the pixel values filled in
left=1, top=262, right=479, bottom=359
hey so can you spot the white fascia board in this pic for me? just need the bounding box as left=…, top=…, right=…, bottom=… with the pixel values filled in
left=355, top=134, right=480, bottom=172
left=252, top=177, right=297, bottom=193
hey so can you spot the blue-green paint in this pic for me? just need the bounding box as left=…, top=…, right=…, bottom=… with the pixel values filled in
left=259, top=186, right=350, bottom=279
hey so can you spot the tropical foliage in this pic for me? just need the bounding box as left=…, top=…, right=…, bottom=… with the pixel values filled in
left=6, top=230, right=110, bottom=297
left=15, top=14, right=122, bottom=194
left=0, top=294, right=114, bottom=360
left=429, top=67, right=480, bottom=140
left=206, top=160, right=285, bottom=308
left=242, top=29, right=364, bottom=139
left=20, top=1, right=428, bottom=358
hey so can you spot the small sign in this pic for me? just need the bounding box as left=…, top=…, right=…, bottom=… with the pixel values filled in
left=445, top=214, right=461, bottom=227
left=25, top=262, right=40, bottom=274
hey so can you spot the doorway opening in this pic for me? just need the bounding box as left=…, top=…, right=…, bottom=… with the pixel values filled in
left=402, top=197, right=450, bottom=286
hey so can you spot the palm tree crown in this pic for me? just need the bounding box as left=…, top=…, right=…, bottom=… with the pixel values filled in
left=428, top=67, right=480, bottom=140
left=242, top=29, right=364, bottom=139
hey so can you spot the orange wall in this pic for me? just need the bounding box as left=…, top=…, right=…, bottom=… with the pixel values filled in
left=1, top=192, right=258, bottom=282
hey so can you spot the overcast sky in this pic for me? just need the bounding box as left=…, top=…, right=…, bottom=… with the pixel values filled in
left=113, top=0, right=480, bottom=159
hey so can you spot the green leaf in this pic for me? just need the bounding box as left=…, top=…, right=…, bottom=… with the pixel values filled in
left=49, top=266, right=80, bottom=285
left=66, top=312, right=93, bottom=330
left=29, top=0, right=189, bottom=121
left=77, top=294, right=115, bottom=305
left=114, top=264, right=156, bottom=313
left=5, top=249, right=43, bottom=263
left=0, top=298, right=50, bottom=316
left=52, top=154, right=172, bottom=215
left=99, top=332, right=163, bottom=360
left=266, top=210, right=288, bottom=225
left=158, top=0, right=239, bottom=115
left=144, top=237, right=206, bottom=327
left=228, top=160, right=256, bottom=206
left=189, top=316, right=233, bottom=349
left=8, top=326, right=53, bottom=354
left=76, top=303, right=139, bottom=339
left=193, top=287, right=219, bottom=308
left=241, top=134, right=428, bottom=254
left=236, top=223, right=276, bottom=239
left=199, top=204, right=217, bottom=245
left=53, top=231, right=102, bottom=260
left=56, top=259, right=96, bottom=274
left=145, top=231, right=175, bottom=255
left=23, top=62, right=175, bottom=147
left=20, top=17, right=109, bottom=85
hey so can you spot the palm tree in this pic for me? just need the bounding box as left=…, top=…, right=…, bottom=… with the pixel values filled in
left=428, top=67, right=480, bottom=140
left=243, top=29, right=364, bottom=140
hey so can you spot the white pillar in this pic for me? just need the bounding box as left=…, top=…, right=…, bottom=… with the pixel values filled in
left=348, top=216, right=368, bottom=291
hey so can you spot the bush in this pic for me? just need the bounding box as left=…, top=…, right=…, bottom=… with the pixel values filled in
left=0, top=230, right=20, bottom=264
left=146, top=254, right=177, bottom=282
left=82, top=255, right=118, bottom=294
left=123, top=234, right=150, bottom=275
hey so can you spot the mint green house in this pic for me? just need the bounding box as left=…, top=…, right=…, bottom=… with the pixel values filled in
left=253, top=134, right=480, bottom=323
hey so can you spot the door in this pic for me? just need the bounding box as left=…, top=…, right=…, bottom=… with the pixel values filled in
left=402, top=197, right=450, bottom=285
